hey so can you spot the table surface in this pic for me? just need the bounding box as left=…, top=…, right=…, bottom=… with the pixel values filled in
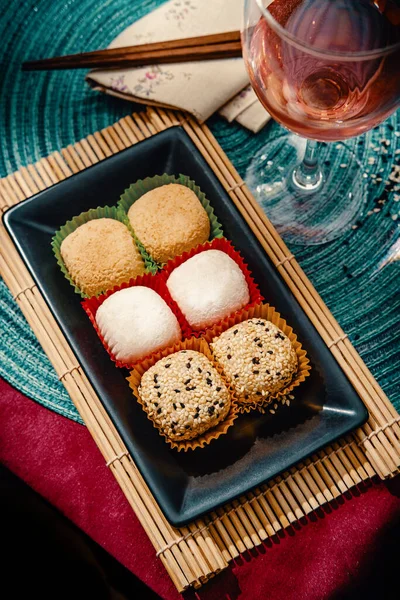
left=1, top=0, right=400, bottom=598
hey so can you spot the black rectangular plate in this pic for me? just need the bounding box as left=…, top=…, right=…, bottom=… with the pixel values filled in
left=3, top=127, right=368, bottom=526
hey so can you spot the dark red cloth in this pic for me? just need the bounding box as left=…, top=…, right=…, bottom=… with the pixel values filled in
left=1, top=376, right=399, bottom=600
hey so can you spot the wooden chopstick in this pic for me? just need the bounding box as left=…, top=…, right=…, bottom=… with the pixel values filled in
left=22, top=31, right=242, bottom=71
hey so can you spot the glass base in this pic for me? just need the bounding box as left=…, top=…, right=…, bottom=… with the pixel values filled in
left=245, top=134, right=368, bottom=245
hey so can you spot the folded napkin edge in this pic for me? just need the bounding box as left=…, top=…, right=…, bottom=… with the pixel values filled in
left=86, top=75, right=250, bottom=124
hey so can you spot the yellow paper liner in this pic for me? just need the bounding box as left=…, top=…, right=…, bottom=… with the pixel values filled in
left=204, top=303, right=311, bottom=414
left=127, top=337, right=239, bottom=452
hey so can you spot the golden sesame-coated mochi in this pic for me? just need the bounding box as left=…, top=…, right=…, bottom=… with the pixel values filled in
left=60, top=218, right=145, bottom=297
left=127, top=184, right=210, bottom=264
left=211, top=319, right=297, bottom=405
left=138, top=351, right=230, bottom=441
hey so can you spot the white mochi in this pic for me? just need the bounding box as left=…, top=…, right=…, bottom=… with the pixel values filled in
left=96, top=286, right=181, bottom=363
left=166, top=250, right=250, bottom=330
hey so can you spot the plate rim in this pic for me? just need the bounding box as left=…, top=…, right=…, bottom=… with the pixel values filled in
left=2, top=126, right=369, bottom=525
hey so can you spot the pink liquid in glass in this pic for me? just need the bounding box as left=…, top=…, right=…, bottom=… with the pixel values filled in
left=245, top=0, right=400, bottom=141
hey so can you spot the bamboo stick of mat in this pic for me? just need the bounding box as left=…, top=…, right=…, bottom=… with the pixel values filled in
left=149, top=107, right=400, bottom=479
left=22, top=31, right=242, bottom=71
left=1, top=107, right=399, bottom=593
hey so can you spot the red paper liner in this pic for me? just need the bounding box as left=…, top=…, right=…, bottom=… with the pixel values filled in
left=82, top=271, right=192, bottom=370
left=127, top=337, right=239, bottom=452
left=204, top=303, right=311, bottom=413
left=160, top=237, right=264, bottom=337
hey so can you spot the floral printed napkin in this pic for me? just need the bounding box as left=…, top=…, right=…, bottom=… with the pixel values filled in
left=86, top=0, right=270, bottom=132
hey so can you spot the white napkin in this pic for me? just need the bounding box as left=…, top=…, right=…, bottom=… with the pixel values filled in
left=86, top=0, right=270, bottom=132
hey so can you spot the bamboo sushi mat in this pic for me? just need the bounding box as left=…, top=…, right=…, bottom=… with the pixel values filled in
left=1, top=106, right=400, bottom=593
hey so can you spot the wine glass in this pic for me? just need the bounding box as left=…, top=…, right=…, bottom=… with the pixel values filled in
left=242, top=0, right=400, bottom=244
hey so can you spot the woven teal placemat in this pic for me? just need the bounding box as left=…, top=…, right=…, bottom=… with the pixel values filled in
left=0, top=0, right=399, bottom=423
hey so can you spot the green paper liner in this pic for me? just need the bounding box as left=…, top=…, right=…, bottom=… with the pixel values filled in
left=118, top=173, right=224, bottom=267
left=127, top=337, right=239, bottom=452
left=205, top=303, right=311, bottom=414
left=51, top=206, right=157, bottom=298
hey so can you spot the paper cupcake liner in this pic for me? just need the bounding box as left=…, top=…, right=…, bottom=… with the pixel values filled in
left=161, top=237, right=264, bottom=337
left=51, top=206, right=158, bottom=298
left=127, top=337, right=239, bottom=452
left=81, top=272, right=192, bottom=370
left=118, top=173, right=224, bottom=267
left=204, top=303, right=311, bottom=414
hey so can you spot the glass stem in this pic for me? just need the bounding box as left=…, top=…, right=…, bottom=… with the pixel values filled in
left=292, top=140, right=324, bottom=191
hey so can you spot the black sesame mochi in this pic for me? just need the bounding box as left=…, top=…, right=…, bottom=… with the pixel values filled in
left=211, top=319, right=298, bottom=405
left=138, top=350, right=231, bottom=441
